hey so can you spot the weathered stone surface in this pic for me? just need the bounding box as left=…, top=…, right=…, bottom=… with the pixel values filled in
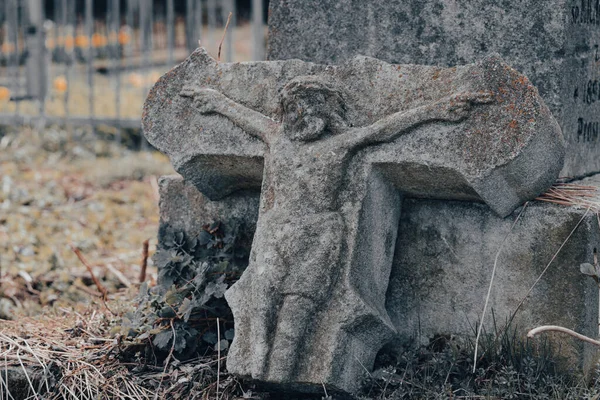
left=387, top=198, right=600, bottom=375
left=144, top=48, right=564, bottom=217
left=267, top=0, right=600, bottom=179
left=157, top=172, right=600, bottom=385
left=157, top=174, right=259, bottom=252
left=143, top=48, right=564, bottom=395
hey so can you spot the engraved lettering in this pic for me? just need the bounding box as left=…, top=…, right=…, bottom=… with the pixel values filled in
left=577, top=117, right=600, bottom=141
left=571, top=0, right=600, bottom=24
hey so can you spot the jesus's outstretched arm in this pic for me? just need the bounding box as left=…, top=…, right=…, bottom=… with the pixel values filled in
left=180, top=86, right=279, bottom=144
left=343, top=92, right=492, bottom=150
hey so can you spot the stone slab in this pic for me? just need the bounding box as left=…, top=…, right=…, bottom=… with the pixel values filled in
left=387, top=198, right=600, bottom=375
left=144, top=49, right=565, bottom=394
left=157, top=172, right=600, bottom=381
left=267, top=0, right=600, bottom=179
left=157, top=174, right=259, bottom=256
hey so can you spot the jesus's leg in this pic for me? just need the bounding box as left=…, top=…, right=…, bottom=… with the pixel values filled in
left=265, top=294, right=316, bottom=381
left=266, top=212, right=344, bottom=380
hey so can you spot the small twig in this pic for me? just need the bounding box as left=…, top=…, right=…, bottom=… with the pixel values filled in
left=139, top=239, right=150, bottom=284
left=527, top=325, right=600, bottom=347
left=217, top=317, right=221, bottom=400
left=70, top=245, right=115, bottom=316
left=105, top=263, right=131, bottom=288
left=73, top=281, right=102, bottom=298
left=70, top=245, right=108, bottom=300
left=217, top=12, right=233, bottom=62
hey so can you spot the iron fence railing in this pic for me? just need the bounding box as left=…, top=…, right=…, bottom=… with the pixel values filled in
left=0, top=0, right=267, bottom=138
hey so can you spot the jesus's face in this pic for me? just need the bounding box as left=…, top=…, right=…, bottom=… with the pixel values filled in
left=282, top=93, right=327, bottom=142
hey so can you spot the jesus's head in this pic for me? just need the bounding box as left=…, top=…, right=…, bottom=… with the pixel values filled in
left=280, top=76, right=348, bottom=141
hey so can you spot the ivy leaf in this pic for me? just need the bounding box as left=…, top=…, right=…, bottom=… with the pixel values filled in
left=204, top=275, right=228, bottom=300
left=224, top=329, right=235, bottom=341
left=153, top=330, right=173, bottom=350
left=163, top=230, right=176, bottom=248
left=174, top=231, right=185, bottom=247
left=215, top=339, right=229, bottom=351
left=158, top=306, right=177, bottom=318
left=198, top=230, right=212, bottom=246
left=184, top=236, right=198, bottom=253
left=202, top=331, right=218, bottom=344
left=174, top=330, right=187, bottom=353
left=164, top=288, right=183, bottom=305
left=179, top=296, right=195, bottom=322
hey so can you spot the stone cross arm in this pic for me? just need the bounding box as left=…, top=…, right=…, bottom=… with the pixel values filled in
left=143, top=49, right=565, bottom=217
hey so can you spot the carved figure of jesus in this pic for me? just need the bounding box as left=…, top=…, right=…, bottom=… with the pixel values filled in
left=180, top=76, right=491, bottom=381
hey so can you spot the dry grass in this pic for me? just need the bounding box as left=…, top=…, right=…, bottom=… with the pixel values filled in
left=0, top=311, right=154, bottom=399
left=0, top=307, right=242, bottom=400
left=0, top=127, right=173, bottom=317
left=536, top=182, right=600, bottom=211
left=0, top=126, right=245, bottom=399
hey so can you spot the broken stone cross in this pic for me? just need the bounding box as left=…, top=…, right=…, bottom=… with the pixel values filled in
left=142, top=48, right=565, bottom=394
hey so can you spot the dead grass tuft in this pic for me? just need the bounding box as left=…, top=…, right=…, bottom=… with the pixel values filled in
left=536, top=182, right=600, bottom=211
left=0, top=306, right=244, bottom=399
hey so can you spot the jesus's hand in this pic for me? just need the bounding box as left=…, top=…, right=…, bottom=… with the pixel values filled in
left=180, top=86, right=224, bottom=114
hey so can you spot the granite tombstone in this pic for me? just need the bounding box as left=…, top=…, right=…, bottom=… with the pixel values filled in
left=143, top=48, right=564, bottom=393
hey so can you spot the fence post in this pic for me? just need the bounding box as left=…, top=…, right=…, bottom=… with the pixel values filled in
left=166, top=0, right=174, bottom=66
left=85, top=0, right=95, bottom=124
left=252, top=0, right=264, bottom=61
left=25, top=0, right=47, bottom=112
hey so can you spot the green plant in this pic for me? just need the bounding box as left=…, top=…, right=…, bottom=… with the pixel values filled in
left=114, top=221, right=251, bottom=361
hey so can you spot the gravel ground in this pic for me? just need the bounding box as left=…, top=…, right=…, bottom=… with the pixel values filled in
left=0, top=126, right=174, bottom=317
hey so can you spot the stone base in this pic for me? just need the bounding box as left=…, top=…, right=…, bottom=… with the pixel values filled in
left=157, top=174, right=600, bottom=390
left=2, top=367, right=48, bottom=400
left=387, top=197, right=600, bottom=375
left=157, top=174, right=260, bottom=256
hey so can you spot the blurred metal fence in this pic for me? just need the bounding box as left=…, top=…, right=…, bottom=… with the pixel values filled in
left=0, top=0, right=267, bottom=136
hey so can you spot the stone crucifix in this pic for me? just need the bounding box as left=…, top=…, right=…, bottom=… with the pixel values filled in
left=142, top=49, right=565, bottom=394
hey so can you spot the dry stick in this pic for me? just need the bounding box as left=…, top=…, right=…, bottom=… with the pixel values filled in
left=472, top=203, right=528, bottom=373
left=527, top=325, right=600, bottom=347
left=70, top=245, right=115, bottom=316
left=70, top=245, right=108, bottom=300
left=217, top=12, right=233, bottom=62
left=217, top=317, right=221, bottom=400
left=105, top=263, right=131, bottom=288
left=140, top=239, right=150, bottom=284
